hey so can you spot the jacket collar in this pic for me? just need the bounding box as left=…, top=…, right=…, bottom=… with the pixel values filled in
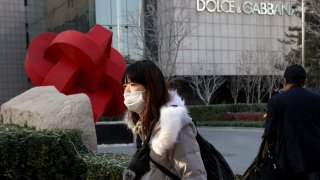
left=151, top=91, right=193, bottom=155
left=124, top=91, right=193, bottom=155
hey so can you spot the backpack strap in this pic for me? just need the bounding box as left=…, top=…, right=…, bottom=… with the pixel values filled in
left=149, top=157, right=180, bottom=180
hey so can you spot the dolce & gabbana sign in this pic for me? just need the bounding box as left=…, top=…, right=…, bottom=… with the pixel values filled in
left=197, top=0, right=295, bottom=16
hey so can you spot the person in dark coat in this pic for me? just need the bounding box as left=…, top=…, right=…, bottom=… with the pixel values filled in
left=264, top=64, right=320, bottom=180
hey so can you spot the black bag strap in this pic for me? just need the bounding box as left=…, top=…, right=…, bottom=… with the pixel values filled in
left=149, top=157, right=180, bottom=180
left=256, top=137, right=274, bottom=165
left=196, top=132, right=223, bottom=180
left=136, top=121, right=156, bottom=148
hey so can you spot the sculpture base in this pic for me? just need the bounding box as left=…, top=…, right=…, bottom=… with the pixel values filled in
left=95, top=121, right=133, bottom=144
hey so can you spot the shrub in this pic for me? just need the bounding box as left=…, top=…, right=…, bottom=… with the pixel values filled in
left=197, top=121, right=265, bottom=128
left=83, top=153, right=130, bottom=180
left=220, top=112, right=266, bottom=121
left=0, top=124, right=88, bottom=179
left=0, top=124, right=130, bottom=179
left=188, top=103, right=267, bottom=122
left=99, top=114, right=125, bottom=122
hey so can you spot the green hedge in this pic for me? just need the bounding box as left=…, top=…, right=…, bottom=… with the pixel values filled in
left=196, top=120, right=265, bottom=128
left=0, top=124, right=88, bottom=179
left=83, top=153, right=130, bottom=180
left=0, top=104, right=267, bottom=179
left=188, top=103, right=267, bottom=122
left=98, top=104, right=267, bottom=122
left=0, top=124, right=130, bottom=180
left=98, top=114, right=124, bottom=122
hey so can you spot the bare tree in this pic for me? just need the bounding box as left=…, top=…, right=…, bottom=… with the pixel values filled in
left=238, top=51, right=256, bottom=104
left=238, top=51, right=268, bottom=104
left=265, top=45, right=296, bottom=98
left=188, top=64, right=226, bottom=106
left=238, top=43, right=293, bottom=103
left=253, top=70, right=268, bottom=103
left=253, top=47, right=277, bottom=103
left=229, top=75, right=243, bottom=104
left=128, top=0, right=193, bottom=84
left=266, top=57, right=283, bottom=98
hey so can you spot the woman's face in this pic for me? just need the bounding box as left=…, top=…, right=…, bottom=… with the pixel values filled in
left=123, top=79, right=147, bottom=115
left=123, top=79, right=145, bottom=93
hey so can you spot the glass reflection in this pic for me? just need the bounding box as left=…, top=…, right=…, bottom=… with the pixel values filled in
left=96, top=0, right=143, bottom=61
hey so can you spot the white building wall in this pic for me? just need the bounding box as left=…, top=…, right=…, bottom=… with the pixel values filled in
left=159, top=0, right=300, bottom=76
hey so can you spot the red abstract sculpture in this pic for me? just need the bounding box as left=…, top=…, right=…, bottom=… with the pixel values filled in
left=24, top=24, right=126, bottom=123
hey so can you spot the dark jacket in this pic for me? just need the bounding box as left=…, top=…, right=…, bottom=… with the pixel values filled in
left=264, top=86, right=320, bottom=175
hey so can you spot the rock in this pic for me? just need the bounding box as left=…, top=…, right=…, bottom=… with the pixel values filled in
left=0, top=86, right=97, bottom=151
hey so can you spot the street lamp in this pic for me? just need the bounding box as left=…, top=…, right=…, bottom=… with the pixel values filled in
left=302, top=0, right=305, bottom=67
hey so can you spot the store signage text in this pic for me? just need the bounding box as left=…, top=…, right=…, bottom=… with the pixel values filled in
left=197, top=0, right=295, bottom=16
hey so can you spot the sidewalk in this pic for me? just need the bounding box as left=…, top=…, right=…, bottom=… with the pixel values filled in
left=97, top=127, right=264, bottom=175
left=199, top=127, right=264, bottom=175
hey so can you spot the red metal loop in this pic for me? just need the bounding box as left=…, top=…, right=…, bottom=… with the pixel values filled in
left=24, top=24, right=126, bottom=123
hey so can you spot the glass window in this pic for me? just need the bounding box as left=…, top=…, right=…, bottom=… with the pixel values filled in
left=95, top=0, right=111, bottom=25
left=96, top=0, right=143, bottom=61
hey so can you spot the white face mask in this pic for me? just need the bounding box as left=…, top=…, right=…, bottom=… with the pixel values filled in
left=123, top=91, right=146, bottom=114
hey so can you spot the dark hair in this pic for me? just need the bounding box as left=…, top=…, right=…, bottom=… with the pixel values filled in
left=122, top=60, right=169, bottom=137
left=284, top=64, right=306, bottom=86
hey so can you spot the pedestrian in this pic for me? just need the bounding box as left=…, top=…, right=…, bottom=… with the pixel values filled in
left=263, top=64, right=320, bottom=179
left=122, top=60, right=207, bottom=180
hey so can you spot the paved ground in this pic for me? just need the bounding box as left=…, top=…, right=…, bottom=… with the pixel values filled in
left=98, top=127, right=264, bottom=175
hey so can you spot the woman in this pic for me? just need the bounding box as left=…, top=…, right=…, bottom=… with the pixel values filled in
left=122, top=60, right=207, bottom=179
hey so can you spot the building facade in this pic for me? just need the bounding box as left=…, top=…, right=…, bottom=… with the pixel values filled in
left=0, top=0, right=31, bottom=105
left=27, top=0, right=95, bottom=41
left=157, top=0, right=300, bottom=76
left=0, top=0, right=301, bottom=105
